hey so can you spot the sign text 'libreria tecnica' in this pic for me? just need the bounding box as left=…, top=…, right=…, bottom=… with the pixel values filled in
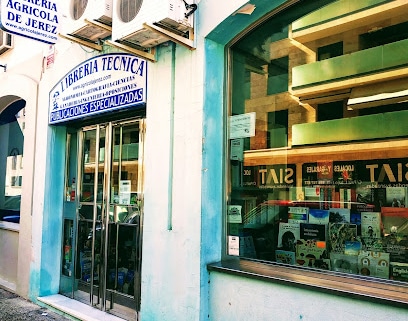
left=49, top=54, right=147, bottom=125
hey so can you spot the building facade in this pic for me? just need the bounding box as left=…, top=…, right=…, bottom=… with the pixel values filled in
left=0, top=0, right=407, bottom=320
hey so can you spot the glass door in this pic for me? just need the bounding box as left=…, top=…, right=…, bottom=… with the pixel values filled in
left=72, top=119, right=144, bottom=320
left=75, top=124, right=106, bottom=308
left=60, top=130, right=78, bottom=297
left=105, top=120, right=144, bottom=318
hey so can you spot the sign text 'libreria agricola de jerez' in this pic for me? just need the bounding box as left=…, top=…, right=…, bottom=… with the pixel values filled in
left=0, top=0, right=60, bottom=44
left=49, top=53, right=147, bottom=125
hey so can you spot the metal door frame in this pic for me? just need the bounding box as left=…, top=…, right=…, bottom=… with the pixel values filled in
left=74, top=118, right=144, bottom=317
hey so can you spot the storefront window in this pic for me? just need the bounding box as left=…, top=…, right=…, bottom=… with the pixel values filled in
left=227, top=1, right=408, bottom=283
left=0, top=106, right=25, bottom=223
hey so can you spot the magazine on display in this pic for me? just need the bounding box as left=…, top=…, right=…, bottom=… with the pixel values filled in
left=384, top=241, right=408, bottom=263
left=350, top=212, right=362, bottom=235
left=356, top=183, right=373, bottom=204
left=339, top=188, right=352, bottom=209
left=328, top=223, right=358, bottom=253
left=318, top=186, right=335, bottom=210
left=356, top=182, right=374, bottom=212
left=309, top=209, right=330, bottom=225
left=330, top=253, right=359, bottom=274
left=361, top=212, right=381, bottom=239
left=344, top=240, right=362, bottom=255
left=278, top=222, right=300, bottom=252
left=275, top=250, right=296, bottom=265
left=385, top=187, right=407, bottom=208
left=296, top=239, right=329, bottom=269
left=300, top=223, right=326, bottom=241
left=358, top=251, right=390, bottom=279
left=381, top=207, right=408, bottom=238
left=288, top=207, right=308, bottom=224
left=362, top=237, right=383, bottom=252
left=371, top=187, right=386, bottom=211
left=390, top=262, right=408, bottom=281
left=329, top=208, right=351, bottom=223
left=381, top=207, right=408, bottom=262
left=361, top=211, right=383, bottom=251
left=239, top=236, right=257, bottom=258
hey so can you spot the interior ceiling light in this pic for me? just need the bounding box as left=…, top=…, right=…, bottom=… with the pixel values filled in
left=232, top=3, right=256, bottom=16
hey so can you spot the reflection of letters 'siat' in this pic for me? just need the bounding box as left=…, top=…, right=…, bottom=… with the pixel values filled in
left=259, top=167, right=294, bottom=184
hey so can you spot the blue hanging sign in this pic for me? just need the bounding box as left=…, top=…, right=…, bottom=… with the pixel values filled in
left=0, top=0, right=60, bottom=44
left=49, top=53, right=147, bottom=125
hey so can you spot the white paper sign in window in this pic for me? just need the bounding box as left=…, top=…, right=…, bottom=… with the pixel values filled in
left=229, top=112, right=256, bottom=139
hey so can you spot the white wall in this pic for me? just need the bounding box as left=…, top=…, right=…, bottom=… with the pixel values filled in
left=0, top=226, right=19, bottom=290
left=209, top=272, right=408, bottom=321
left=0, top=69, right=44, bottom=297
left=141, top=42, right=205, bottom=320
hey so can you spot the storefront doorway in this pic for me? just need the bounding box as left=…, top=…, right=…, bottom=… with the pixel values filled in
left=60, top=118, right=144, bottom=321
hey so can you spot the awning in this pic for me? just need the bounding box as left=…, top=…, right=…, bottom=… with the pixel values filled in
left=347, top=78, right=408, bottom=109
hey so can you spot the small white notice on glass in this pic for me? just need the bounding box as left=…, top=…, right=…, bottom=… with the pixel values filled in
left=228, top=235, right=240, bottom=256
left=227, top=205, right=242, bottom=223
left=230, top=138, right=244, bottom=161
left=229, top=112, right=256, bottom=139
left=119, top=180, right=131, bottom=205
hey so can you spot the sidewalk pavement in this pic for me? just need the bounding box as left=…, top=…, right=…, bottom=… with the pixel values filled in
left=0, top=288, right=72, bottom=321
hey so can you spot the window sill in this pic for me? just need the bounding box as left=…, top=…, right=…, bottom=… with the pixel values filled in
left=207, top=259, right=408, bottom=308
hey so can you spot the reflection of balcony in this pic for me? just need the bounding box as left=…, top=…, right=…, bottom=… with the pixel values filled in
left=96, top=143, right=139, bottom=162
left=291, top=0, right=408, bottom=43
left=113, top=143, right=139, bottom=161
left=292, top=110, right=408, bottom=145
left=291, top=39, right=408, bottom=97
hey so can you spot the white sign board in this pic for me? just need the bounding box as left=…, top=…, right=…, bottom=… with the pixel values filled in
left=0, top=0, right=60, bottom=44
left=227, top=205, right=243, bottom=223
left=230, top=138, right=244, bottom=161
left=119, top=180, right=131, bottom=205
left=229, top=112, right=256, bottom=139
left=49, top=53, right=147, bottom=124
left=228, top=236, right=240, bottom=256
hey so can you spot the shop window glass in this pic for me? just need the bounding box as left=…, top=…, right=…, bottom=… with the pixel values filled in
left=0, top=107, right=25, bottom=223
left=227, top=1, right=408, bottom=286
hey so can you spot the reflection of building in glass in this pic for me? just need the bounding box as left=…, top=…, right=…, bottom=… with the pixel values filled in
left=228, top=0, right=408, bottom=285
left=1, top=101, right=25, bottom=215
left=5, top=154, right=23, bottom=196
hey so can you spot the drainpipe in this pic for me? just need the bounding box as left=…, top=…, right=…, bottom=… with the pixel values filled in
left=167, top=42, right=176, bottom=231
